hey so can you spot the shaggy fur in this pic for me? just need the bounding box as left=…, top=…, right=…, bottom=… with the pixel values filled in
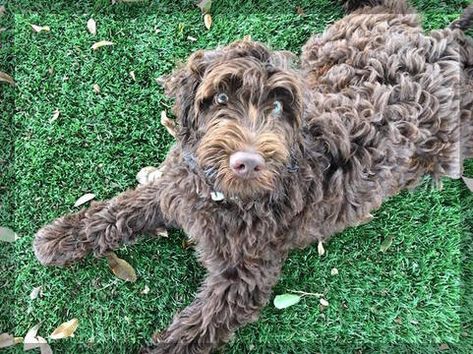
left=33, top=1, right=473, bottom=353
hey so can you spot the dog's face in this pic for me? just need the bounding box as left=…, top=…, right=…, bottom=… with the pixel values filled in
left=164, top=40, right=304, bottom=199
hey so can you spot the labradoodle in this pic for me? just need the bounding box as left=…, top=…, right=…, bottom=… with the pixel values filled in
left=33, top=0, right=473, bottom=353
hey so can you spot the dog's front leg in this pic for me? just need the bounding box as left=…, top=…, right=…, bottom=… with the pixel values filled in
left=141, top=255, right=283, bottom=354
left=34, top=183, right=169, bottom=266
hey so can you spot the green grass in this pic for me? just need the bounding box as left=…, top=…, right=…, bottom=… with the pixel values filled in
left=1, top=0, right=472, bottom=353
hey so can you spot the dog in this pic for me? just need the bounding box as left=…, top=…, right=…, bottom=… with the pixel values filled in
left=33, top=0, right=473, bottom=353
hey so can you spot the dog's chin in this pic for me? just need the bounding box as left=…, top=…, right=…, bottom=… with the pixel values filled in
left=215, top=172, right=276, bottom=201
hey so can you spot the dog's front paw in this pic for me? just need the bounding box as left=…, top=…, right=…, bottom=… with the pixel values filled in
left=34, top=214, right=90, bottom=266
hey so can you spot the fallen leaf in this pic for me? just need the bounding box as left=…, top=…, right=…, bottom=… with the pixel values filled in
left=38, top=338, right=53, bottom=354
left=141, top=285, right=150, bottom=295
left=49, top=109, right=60, bottom=123
left=320, top=298, right=329, bottom=307
left=317, top=241, right=325, bottom=256
left=462, top=176, right=473, bottom=192
left=50, top=318, right=79, bottom=339
left=74, top=193, right=95, bottom=207
left=187, top=36, right=197, bottom=42
left=0, top=226, right=18, bottom=242
left=91, top=40, right=114, bottom=50
left=394, top=317, right=402, bottom=324
left=0, top=6, right=5, bottom=16
left=30, top=286, right=42, bottom=300
left=439, top=343, right=449, bottom=351
left=87, top=18, right=96, bottom=35
left=296, top=6, right=305, bottom=16
left=197, top=0, right=212, bottom=13
left=0, top=333, right=15, bottom=348
left=106, top=252, right=137, bottom=282
left=129, top=71, right=136, bottom=81
left=160, top=110, right=176, bottom=137
left=380, top=235, right=395, bottom=253
left=93, top=84, right=101, bottom=93
left=24, top=323, right=41, bottom=350
left=204, top=14, right=212, bottom=30
left=31, top=24, right=50, bottom=33
left=330, top=268, right=339, bottom=276
left=0, top=71, right=15, bottom=86
left=274, top=294, right=301, bottom=309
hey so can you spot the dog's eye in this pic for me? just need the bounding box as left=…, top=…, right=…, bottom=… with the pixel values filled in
left=216, top=93, right=229, bottom=105
left=272, top=100, right=283, bottom=115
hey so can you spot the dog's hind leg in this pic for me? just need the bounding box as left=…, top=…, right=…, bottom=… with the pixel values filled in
left=33, top=183, right=168, bottom=266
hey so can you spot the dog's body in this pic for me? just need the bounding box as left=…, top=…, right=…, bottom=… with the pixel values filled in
left=33, top=1, right=473, bottom=353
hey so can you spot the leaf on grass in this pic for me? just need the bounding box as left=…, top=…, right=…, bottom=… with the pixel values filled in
left=319, top=298, right=329, bottom=307
left=274, top=294, right=301, bottom=309
left=38, top=338, right=53, bottom=354
left=74, top=193, right=95, bottom=207
left=30, top=286, right=42, bottom=300
left=91, top=41, right=114, bottom=50
left=197, top=0, right=212, bottom=13
left=317, top=241, right=325, bottom=256
left=50, top=318, right=79, bottom=339
left=0, top=226, right=19, bottom=242
left=0, top=71, right=15, bottom=86
left=380, top=235, right=394, bottom=253
left=24, top=323, right=41, bottom=350
left=0, top=6, right=5, bottom=16
left=439, top=343, right=449, bottom=351
left=0, top=333, right=15, bottom=348
left=93, top=84, right=101, bottom=93
left=462, top=176, right=473, bottom=192
left=204, top=14, right=212, bottom=30
left=141, top=285, right=150, bottom=295
left=87, top=18, right=96, bottom=35
left=106, top=252, right=137, bottom=282
left=49, top=109, right=60, bottom=123
left=31, top=24, right=50, bottom=33
left=129, top=71, right=136, bottom=81
left=330, top=268, right=339, bottom=276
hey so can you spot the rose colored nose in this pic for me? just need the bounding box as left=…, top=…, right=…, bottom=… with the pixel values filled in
left=229, top=151, right=265, bottom=178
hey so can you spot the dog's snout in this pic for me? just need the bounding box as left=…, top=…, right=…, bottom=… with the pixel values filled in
left=229, top=151, right=265, bottom=178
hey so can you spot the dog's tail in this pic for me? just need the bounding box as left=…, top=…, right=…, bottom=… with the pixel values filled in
left=340, top=0, right=410, bottom=13
left=450, top=3, right=473, bottom=31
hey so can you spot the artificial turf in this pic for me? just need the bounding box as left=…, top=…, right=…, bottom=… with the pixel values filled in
left=0, top=0, right=472, bottom=353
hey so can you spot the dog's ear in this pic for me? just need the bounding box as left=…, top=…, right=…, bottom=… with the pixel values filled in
left=162, top=50, right=220, bottom=142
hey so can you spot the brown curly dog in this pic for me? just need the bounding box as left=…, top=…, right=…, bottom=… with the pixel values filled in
left=33, top=1, right=473, bottom=353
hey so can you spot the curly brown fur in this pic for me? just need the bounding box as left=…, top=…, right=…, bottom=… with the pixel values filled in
left=34, top=1, right=473, bottom=353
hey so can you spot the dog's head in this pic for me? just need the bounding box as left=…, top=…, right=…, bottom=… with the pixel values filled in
left=164, top=39, right=304, bottom=200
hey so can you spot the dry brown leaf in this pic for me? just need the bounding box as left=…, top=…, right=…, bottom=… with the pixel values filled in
left=0, top=6, right=5, bottom=16
left=330, top=268, right=339, bottom=276
left=50, top=318, right=79, bottom=339
left=30, top=286, right=42, bottom=300
left=93, top=84, right=101, bottom=93
left=141, top=285, right=150, bottom=295
left=91, top=40, right=114, bottom=50
left=197, top=0, right=212, bottom=13
left=0, top=333, right=15, bottom=348
left=317, top=241, right=325, bottom=256
left=31, top=24, right=50, bottom=33
left=439, top=343, right=450, bottom=351
left=87, top=18, right=96, bottom=35
left=73, top=193, right=95, bottom=207
left=320, top=298, right=329, bottom=307
left=24, top=323, right=41, bottom=350
left=49, top=109, right=60, bottom=123
left=0, top=226, right=19, bottom=242
left=106, top=252, right=137, bottom=282
left=160, top=111, right=177, bottom=137
left=0, top=71, right=15, bottom=86
left=204, top=14, right=212, bottom=30
left=129, top=71, right=136, bottom=81
left=462, top=176, right=473, bottom=192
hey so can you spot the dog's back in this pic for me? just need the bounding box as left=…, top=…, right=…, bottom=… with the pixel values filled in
left=301, top=0, right=473, bottom=191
